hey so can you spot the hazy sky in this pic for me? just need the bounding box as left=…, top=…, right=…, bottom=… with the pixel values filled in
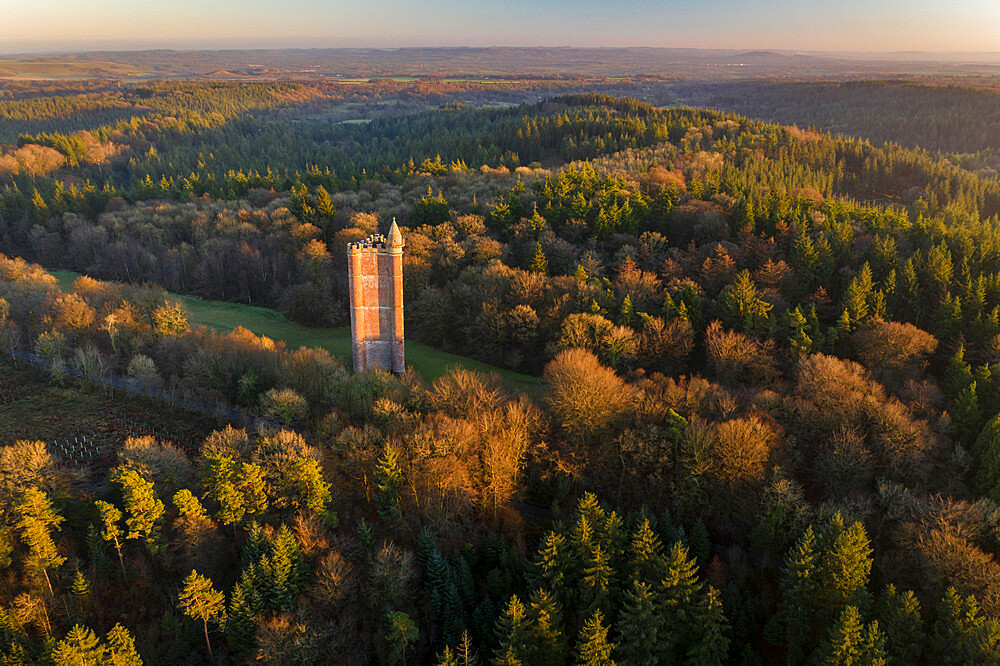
left=3, top=0, right=1000, bottom=54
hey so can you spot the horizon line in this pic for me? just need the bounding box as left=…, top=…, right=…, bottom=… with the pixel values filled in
left=4, top=45, right=1000, bottom=59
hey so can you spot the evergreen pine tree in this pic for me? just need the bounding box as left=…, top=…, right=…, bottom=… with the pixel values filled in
left=94, top=500, right=128, bottom=581
left=615, top=579, right=663, bottom=665
left=875, top=585, right=923, bottom=665
left=779, top=526, right=819, bottom=662
left=535, top=531, right=572, bottom=609
left=526, top=588, right=566, bottom=665
left=437, top=646, right=460, bottom=666
left=814, top=605, right=865, bottom=665
left=374, top=445, right=404, bottom=520
left=114, top=470, right=164, bottom=553
left=628, top=517, right=664, bottom=583
left=686, top=585, right=730, bottom=664
left=953, top=382, right=982, bottom=446
left=386, top=610, right=420, bottom=666
left=177, top=570, right=226, bottom=663
left=226, top=580, right=260, bottom=655
left=529, top=243, right=549, bottom=276
left=494, top=595, right=530, bottom=665
left=575, top=610, right=616, bottom=666
left=71, top=570, right=90, bottom=617
left=619, top=295, right=635, bottom=327
left=580, top=543, right=613, bottom=616
left=50, top=625, right=103, bottom=664
left=816, top=514, right=873, bottom=626
left=719, top=270, right=772, bottom=336
left=842, top=263, right=874, bottom=329
left=15, top=487, right=66, bottom=596
left=106, top=624, right=143, bottom=666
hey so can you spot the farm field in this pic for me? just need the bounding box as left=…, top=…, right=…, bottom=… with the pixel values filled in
left=51, top=269, right=541, bottom=392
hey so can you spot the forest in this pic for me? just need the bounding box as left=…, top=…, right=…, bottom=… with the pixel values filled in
left=2, top=79, right=1000, bottom=664
left=671, top=80, right=1000, bottom=174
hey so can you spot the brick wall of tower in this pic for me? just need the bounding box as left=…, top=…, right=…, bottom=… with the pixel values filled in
left=347, top=232, right=404, bottom=373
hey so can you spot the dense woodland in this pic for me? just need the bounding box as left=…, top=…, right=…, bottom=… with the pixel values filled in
left=674, top=80, right=1000, bottom=174
left=2, top=84, right=1000, bottom=663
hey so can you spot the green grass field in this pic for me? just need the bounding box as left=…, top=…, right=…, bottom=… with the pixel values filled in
left=52, top=270, right=540, bottom=392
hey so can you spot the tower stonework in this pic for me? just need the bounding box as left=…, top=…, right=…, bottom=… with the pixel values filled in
left=348, top=220, right=405, bottom=373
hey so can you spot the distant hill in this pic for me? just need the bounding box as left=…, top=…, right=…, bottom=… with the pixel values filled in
left=0, top=47, right=997, bottom=81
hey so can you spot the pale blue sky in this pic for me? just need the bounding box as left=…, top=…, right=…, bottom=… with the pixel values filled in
left=3, top=0, right=999, bottom=53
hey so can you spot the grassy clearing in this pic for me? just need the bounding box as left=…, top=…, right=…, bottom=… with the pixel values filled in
left=51, top=270, right=541, bottom=393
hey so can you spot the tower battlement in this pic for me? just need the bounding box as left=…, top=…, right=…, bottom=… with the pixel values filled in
left=348, top=219, right=404, bottom=373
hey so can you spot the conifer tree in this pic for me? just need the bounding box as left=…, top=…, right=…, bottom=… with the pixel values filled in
left=50, top=625, right=103, bottom=664
left=94, top=500, right=128, bottom=581
left=177, top=570, right=226, bottom=664
left=944, top=344, right=974, bottom=400
left=628, top=517, right=664, bottom=583
left=226, top=580, right=261, bottom=655
left=814, top=606, right=886, bottom=666
left=791, top=227, right=818, bottom=285
left=456, top=630, right=479, bottom=666
left=580, top=543, right=613, bottom=616
left=719, top=270, right=772, bottom=336
left=875, top=585, right=923, bottom=664
left=260, top=524, right=306, bottom=611
left=529, top=242, right=549, bottom=276
left=527, top=588, right=566, bottom=665
left=106, top=624, right=143, bottom=665
left=687, top=585, right=730, bottom=664
left=953, top=382, right=982, bottom=446
left=897, top=259, right=922, bottom=321
left=494, top=595, right=530, bottom=665
left=386, top=610, right=419, bottom=666
left=281, top=457, right=332, bottom=515
left=202, top=456, right=269, bottom=528
left=815, top=514, right=873, bottom=627
left=779, top=526, right=819, bottom=662
left=15, top=487, right=65, bottom=596
left=974, top=413, right=1000, bottom=500
left=374, top=445, right=404, bottom=520
left=114, top=470, right=164, bottom=552
left=575, top=610, right=616, bottom=666
left=173, top=489, right=207, bottom=519
left=535, top=531, right=573, bottom=609
left=30, top=189, right=48, bottom=223
left=438, top=646, right=460, bottom=666
left=787, top=306, right=813, bottom=358
left=314, top=185, right=336, bottom=238
left=615, top=579, right=663, bottom=664
left=842, top=263, right=874, bottom=329
left=619, top=295, right=635, bottom=327
left=71, top=570, right=90, bottom=618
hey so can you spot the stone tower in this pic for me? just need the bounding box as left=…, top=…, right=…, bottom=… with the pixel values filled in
left=348, top=219, right=404, bottom=373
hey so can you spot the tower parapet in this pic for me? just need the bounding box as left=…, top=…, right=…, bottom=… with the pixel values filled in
left=348, top=219, right=405, bottom=373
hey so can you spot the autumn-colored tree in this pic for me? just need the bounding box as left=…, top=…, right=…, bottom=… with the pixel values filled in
left=94, top=500, right=128, bottom=581
left=178, top=570, right=226, bottom=663
left=544, top=348, right=633, bottom=445
left=15, top=487, right=66, bottom=595
left=113, top=470, right=164, bottom=552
